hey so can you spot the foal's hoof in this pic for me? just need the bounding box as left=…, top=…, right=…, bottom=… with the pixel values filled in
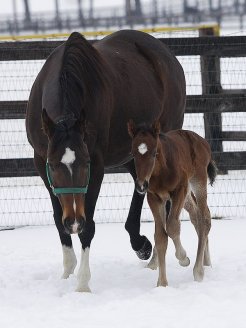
left=193, top=267, right=204, bottom=282
left=135, top=236, right=152, bottom=260
left=146, top=260, right=158, bottom=270
left=75, top=285, right=91, bottom=293
left=179, top=256, right=190, bottom=267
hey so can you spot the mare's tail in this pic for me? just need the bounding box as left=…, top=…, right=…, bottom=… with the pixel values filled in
left=207, top=160, right=218, bottom=186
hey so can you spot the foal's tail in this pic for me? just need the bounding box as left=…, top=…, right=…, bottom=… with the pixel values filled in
left=207, top=160, right=218, bottom=186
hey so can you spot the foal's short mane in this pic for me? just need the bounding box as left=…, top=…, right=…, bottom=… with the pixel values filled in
left=60, top=32, right=110, bottom=121
left=133, top=122, right=161, bottom=138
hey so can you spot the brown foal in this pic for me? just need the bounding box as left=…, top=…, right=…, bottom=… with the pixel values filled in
left=128, top=120, right=217, bottom=287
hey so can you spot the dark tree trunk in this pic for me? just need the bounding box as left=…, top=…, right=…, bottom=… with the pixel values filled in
left=125, top=0, right=131, bottom=17
left=23, top=0, right=31, bottom=23
left=77, top=0, right=84, bottom=23
left=135, top=0, right=142, bottom=16
left=89, top=0, right=94, bottom=19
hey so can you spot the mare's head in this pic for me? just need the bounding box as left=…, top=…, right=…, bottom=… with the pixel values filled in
left=42, top=109, right=90, bottom=235
left=128, top=120, right=160, bottom=195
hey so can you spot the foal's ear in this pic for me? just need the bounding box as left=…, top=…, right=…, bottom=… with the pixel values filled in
left=41, top=108, right=55, bottom=139
left=127, top=119, right=137, bottom=138
left=152, top=120, right=161, bottom=137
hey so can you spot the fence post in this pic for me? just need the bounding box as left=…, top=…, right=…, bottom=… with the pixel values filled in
left=199, top=26, right=225, bottom=172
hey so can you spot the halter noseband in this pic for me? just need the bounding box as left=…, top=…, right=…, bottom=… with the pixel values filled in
left=46, top=161, right=90, bottom=196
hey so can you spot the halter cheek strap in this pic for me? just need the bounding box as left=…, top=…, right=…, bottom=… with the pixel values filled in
left=46, top=161, right=90, bottom=196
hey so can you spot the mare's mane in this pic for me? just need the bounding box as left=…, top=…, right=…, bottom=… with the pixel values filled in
left=60, top=32, right=110, bottom=122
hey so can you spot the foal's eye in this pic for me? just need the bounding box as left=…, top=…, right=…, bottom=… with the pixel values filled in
left=153, top=151, right=158, bottom=158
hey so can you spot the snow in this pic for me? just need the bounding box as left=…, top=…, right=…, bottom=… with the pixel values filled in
left=0, top=219, right=246, bottom=327
left=0, top=15, right=246, bottom=327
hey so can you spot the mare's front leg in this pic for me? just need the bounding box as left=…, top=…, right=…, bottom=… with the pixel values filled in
left=124, top=160, right=152, bottom=260
left=34, top=153, right=77, bottom=279
left=76, top=151, right=104, bottom=292
left=147, top=193, right=168, bottom=287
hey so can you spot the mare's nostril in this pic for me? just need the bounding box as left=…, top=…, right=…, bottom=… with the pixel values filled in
left=64, top=217, right=86, bottom=234
left=77, top=217, right=85, bottom=234
left=64, top=217, right=75, bottom=234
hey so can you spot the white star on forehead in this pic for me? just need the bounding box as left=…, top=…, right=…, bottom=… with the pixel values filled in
left=61, top=147, right=76, bottom=176
left=138, top=143, right=148, bottom=155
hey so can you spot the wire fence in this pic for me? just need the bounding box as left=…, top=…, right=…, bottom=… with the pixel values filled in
left=0, top=29, right=246, bottom=228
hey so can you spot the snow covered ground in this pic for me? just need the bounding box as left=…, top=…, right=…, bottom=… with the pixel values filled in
left=0, top=20, right=246, bottom=328
left=0, top=219, right=246, bottom=328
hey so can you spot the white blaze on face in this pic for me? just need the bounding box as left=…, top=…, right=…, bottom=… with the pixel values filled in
left=138, top=143, right=148, bottom=155
left=61, top=147, right=76, bottom=176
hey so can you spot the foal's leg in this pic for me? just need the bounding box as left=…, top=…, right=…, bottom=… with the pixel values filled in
left=184, top=192, right=211, bottom=267
left=147, top=200, right=169, bottom=270
left=124, top=160, right=152, bottom=260
left=147, top=193, right=168, bottom=287
left=147, top=246, right=158, bottom=270
left=166, top=185, right=190, bottom=267
left=76, top=151, right=104, bottom=292
left=34, top=152, right=77, bottom=279
left=190, top=177, right=211, bottom=282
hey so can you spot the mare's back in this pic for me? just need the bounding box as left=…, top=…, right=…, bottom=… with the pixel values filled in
left=95, top=30, right=184, bottom=85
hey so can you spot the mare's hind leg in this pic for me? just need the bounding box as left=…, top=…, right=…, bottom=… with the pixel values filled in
left=147, top=193, right=168, bottom=286
left=190, top=176, right=211, bottom=282
left=124, top=160, right=152, bottom=260
left=34, top=152, right=77, bottom=279
left=166, top=184, right=190, bottom=267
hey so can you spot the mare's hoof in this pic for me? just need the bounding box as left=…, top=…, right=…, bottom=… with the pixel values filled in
left=135, top=236, right=152, bottom=260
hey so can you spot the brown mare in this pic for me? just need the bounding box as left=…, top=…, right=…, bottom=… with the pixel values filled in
left=128, top=120, right=217, bottom=287
left=26, top=30, right=186, bottom=292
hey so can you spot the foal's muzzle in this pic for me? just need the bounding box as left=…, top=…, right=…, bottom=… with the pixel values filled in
left=64, top=217, right=85, bottom=235
left=135, top=180, right=149, bottom=195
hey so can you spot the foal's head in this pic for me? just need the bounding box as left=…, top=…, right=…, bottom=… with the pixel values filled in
left=128, top=120, right=160, bottom=195
left=42, top=109, right=90, bottom=235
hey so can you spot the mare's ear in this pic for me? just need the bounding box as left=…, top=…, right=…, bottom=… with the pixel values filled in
left=41, top=108, right=55, bottom=139
left=152, top=120, right=160, bottom=137
left=127, top=119, right=137, bottom=138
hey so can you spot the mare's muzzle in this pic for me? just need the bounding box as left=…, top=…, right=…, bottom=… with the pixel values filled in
left=135, top=180, right=149, bottom=195
left=46, top=161, right=90, bottom=196
left=64, top=217, right=85, bottom=235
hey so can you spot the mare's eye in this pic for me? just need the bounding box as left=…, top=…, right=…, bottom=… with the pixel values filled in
left=50, top=163, right=61, bottom=171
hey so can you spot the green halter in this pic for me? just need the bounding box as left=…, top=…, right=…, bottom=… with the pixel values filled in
left=46, top=161, right=90, bottom=196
